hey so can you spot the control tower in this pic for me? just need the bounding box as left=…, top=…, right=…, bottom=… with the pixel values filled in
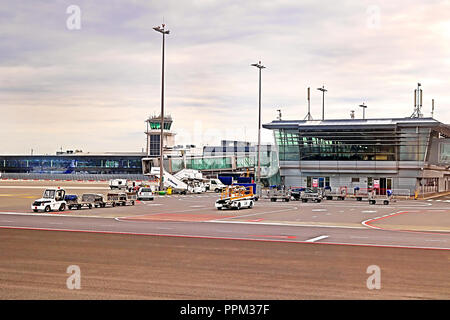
left=145, top=114, right=176, bottom=157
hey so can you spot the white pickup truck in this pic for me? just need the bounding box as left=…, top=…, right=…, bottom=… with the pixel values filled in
left=31, top=188, right=67, bottom=212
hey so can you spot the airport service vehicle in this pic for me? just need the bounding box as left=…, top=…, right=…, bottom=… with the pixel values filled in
left=150, top=167, right=189, bottom=194
left=368, top=189, right=393, bottom=205
left=32, top=188, right=67, bottom=212
left=235, top=183, right=259, bottom=201
left=175, top=169, right=207, bottom=193
left=300, top=188, right=323, bottom=203
left=106, top=191, right=136, bottom=206
left=109, top=179, right=128, bottom=190
left=82, top=193, right=106, bottom=208
left=268, top=188, right=290, bottom=202
left=189, top=181, right=206, bottom=194
left=323, top=187, right=347, bottom=201
left=65, top=193, right=106, bottom=210
left=64, top=194, right=92, bottom=210
left=215, top=186, right=255, bottom=210
left=206, top=179, right=227, bottom=192
left=137, top=187, right=154, bottom=201
left=347, top=187, right=369, bottom=201
left=290, top=187, right=305, bottom=201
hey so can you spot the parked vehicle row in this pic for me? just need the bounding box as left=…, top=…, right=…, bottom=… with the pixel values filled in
left=269, top=186, right=392, bottom=205
left=31, top=187, right=140, bottom=213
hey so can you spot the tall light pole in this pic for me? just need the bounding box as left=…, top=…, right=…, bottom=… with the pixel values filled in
left=359, top=102, right=367, bottom=119
left=251, top=61, right=265, bottom=185
left=153, top=24, right=170, bottom=191
left=317, top=85, right=327, bottom=120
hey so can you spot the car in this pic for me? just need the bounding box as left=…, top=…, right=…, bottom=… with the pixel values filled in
left=300, top=188, right=323, bottom=203
left=137, top=187, right=154, bottom=201
left=290, top=187, right=305, bottom=201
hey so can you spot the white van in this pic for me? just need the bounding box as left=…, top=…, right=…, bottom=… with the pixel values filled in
left=208, top=179, right=227, bottom=192
left=109, top=179, right=128, bottom=190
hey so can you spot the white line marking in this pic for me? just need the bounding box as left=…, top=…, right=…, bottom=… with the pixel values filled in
left=208, top=220, right=366, bottom=229
left=0, top=225, right=448, bottom=250
left=0, top=211, right=111, bottom=219
left=305, top=235, right=329, bottom=242
left=213, top=207, right=296, bottom=221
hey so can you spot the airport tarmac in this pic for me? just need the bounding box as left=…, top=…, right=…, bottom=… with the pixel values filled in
left=0, top=180, right=449, bottom=299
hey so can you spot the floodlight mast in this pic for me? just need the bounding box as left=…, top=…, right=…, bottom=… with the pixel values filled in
left=317, top=85, right=327, bottom=120
left=251, top=61, right=266, bottom=186
left=153, top=24, right=170, bottom=191
left=359, top=102, right=368, bottom=119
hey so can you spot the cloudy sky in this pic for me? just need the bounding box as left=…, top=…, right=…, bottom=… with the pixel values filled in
left=1, top=0, right=449, bottom=154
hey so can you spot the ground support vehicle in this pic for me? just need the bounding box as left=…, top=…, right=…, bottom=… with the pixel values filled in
left=300, top=188, right=323, bottom=203
left=215, top=186, right=255, bottom=210
left=106, top=192, right=127, bottom=207
left=109, top=179, right=128, bottom=190
left=268, top=189, right=290, bottom=202
left=323, top=187, right=347, bottom=201
left=64, top=194, right=94, bottom=210
left=188, top=181, right=206, bottom=194
left=347, top=188, right=369, bottom=201
left=31, top=188, right=67, bottom=213
left=106, top=191, right=137, bottom=206
left=368, top=190, right=393, bottom=205
left=82, top=193, right=106, bottom=208
left=126, top=192, right=137, bottom=205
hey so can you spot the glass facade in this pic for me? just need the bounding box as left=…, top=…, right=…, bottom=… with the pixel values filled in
left=149, top=122, right=172, bottom=130
left=439, top=142, right=450, bottom=163
left=149, top=135, right=160, bottom=156
left=0, top=156, right=143, bottom=174
left=275, top=127, right=430, bottom=162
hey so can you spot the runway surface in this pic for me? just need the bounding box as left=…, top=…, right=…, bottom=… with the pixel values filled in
left=1, top=228, right=448, bottom=299
left=0, top=212, right=449, bottom=249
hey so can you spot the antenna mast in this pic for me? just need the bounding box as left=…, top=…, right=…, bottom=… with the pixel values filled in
left=304, top=87, right=313, bottom=120
left=431, top=99, right=435, bottom=118
left=277, top=109, right=282, bottom=121
left=410, top=83, right=423, bottom=118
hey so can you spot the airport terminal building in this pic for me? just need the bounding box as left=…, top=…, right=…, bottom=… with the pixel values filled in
left=263, top=117, right=450, bottom=196
left=0, top=152, right=146, bottom=177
